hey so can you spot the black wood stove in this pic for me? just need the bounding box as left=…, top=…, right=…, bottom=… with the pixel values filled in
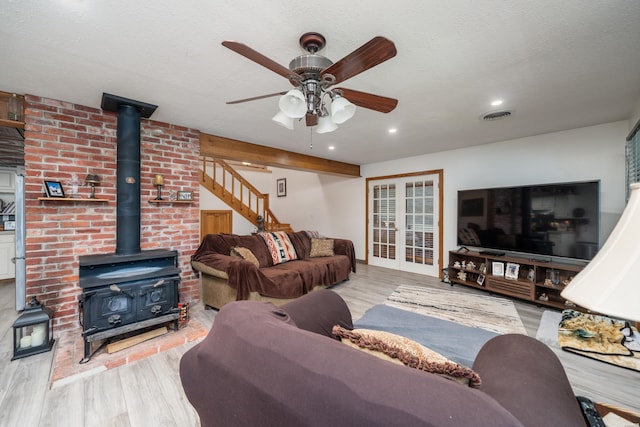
left=77, top=93, right=182, bottom=363
left=78, top=250, right=180, bottom=363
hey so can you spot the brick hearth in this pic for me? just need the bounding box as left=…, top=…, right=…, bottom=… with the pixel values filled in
left=50, top=317, right=208, bottom=388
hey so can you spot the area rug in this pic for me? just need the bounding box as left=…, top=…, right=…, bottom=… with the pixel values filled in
left=355, top=304, right=498, bottom=367
left=536, top=310, right=640, bottom=372
left=385, top=285, right=527, bottom=335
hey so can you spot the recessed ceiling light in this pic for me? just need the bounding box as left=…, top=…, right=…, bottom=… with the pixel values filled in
left=328, top=145, right=335, bottom=150
left=388, top=128, right=397, bottom=134
left=491, top=99, right=503, bottom=106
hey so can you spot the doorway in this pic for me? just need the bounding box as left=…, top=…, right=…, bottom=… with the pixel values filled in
left=367, top=170, right=443, bottom=277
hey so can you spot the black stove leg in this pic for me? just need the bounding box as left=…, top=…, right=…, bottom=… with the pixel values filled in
left=80, top=338, right=91, bottom=364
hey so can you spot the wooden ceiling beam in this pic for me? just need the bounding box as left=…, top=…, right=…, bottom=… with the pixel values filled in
left=200, top=132, right=361, bottom=177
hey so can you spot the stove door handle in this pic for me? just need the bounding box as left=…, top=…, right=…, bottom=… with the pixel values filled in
left=153, top=279, right=165, bottom=288
left=109, top=284, right=135, bottom=298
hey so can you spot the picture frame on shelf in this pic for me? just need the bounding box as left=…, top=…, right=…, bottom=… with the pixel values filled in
left=492, top=261, right=504, bottom=276
left=177, top=191, right=194, bottom=201
left=477, top=274, right=485, bottom=286
left=277, top=178, right=286, bottom=197
left=505, top=262, right=520, bottom=280
left=43, top=180, right=65, bottom=198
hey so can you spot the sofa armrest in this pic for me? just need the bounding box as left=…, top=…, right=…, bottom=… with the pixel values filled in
left=333, top=238, right=357, bottom=273
left=281, top=289, right=353, bottom=339
left=191, top=260, right=229, bottom=280
left=472, top=334, right=585, bottom=427
left=192, top=254, right=260, bottom=279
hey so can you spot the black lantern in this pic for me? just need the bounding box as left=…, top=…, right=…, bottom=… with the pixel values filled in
left=12, top=297, right=55, bottom=360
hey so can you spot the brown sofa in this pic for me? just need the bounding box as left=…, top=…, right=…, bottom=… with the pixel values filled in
left=180, top=289, right=587, bottom=427
left=191, top=231, right=356, bottom=309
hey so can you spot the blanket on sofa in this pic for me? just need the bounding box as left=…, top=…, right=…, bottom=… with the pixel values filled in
left=192, top=231, right=356, bottom=301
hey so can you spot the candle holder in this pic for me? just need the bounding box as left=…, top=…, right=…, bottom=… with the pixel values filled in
left=12, top=297, right=55, bottom=360
left=154, top=174, right=164, bottom=200
left=85, top=174, right=100, bottom=199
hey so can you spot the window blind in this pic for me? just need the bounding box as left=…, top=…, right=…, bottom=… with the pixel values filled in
left=626, top=120, right=640, bottom=201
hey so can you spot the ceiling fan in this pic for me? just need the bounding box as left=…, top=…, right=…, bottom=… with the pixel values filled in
left=222, top=32, right=398, bottom=133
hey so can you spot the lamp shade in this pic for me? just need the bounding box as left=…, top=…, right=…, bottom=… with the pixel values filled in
left=316, top=115, right=338, bottom=134
left=279, top=89, right=307, bottom=118
left=272, top=111, right=294, bottom=130
left=561, top=183, right=640, bottom=322
left=331, top=96, right=356, bottom=124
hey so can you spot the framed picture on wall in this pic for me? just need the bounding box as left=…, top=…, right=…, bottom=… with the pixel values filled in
left=277, top=178, right=286, bottom=197
left=44, top=180, right=65, bottom=198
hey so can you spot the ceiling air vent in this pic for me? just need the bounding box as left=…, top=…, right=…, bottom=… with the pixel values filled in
left=482, top=110, right=512, bottom=121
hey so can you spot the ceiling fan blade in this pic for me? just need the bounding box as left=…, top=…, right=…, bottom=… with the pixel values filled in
left=321, top=37, right=397, bottom=85
left=226, top=91, right=287, bottom=105
left=306, top=113, right=318, bottom=127
left=222, top=41, right=293, bottom=79
left=337, top=88, right=398, bottom=113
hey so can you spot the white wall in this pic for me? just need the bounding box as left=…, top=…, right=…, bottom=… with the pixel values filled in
left=200, top=121, right=629, bottom=266
left=359, top=121, right=628, bottom=262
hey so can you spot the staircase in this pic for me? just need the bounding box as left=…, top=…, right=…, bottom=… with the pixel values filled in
left=199, top=157, right=292, bottom=232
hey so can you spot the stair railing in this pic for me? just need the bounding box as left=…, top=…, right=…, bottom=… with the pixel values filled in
left=199, top=157, right=292, bottom=232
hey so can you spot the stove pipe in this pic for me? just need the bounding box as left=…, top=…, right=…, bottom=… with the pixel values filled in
left=115, top=104, right=141, bottom=254
left=101, top=93, right=158, bottom=255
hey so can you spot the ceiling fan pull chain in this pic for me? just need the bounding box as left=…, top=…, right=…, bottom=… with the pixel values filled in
left=309, top=127, right=313, bottom=150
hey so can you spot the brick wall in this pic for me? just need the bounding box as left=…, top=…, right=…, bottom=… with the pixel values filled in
left=23, top=95, right=201, bottom=332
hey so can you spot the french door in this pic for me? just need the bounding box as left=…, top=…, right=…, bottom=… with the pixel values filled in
left=367, top=172, right=442, bottom=276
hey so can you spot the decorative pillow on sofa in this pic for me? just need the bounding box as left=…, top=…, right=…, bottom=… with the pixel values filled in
left=309, top=238, right=334, bottom=258
left=332, top=326, right=481, bottom=388
left=230, top=246, right=260, bottom=268
left=259, top=232, right=298, bottom=265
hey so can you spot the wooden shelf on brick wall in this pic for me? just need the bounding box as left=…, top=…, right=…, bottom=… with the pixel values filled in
left=0, top=118, right=25, bottom=129
left=148, top=199, right=193, bottom=204
left=37, top=197, right=110, bottom=202
left=0, top=91, right=26, bottom=129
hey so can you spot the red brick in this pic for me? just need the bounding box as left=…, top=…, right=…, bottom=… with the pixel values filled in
left=24, top=94, right=200, bottom=333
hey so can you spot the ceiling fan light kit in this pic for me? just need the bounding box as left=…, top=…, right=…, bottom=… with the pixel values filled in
left=272, top=111, right=294, bottom=130
left=316, top=114, right=338, bottom=134
left=223, top=32, right=398, bottom=134
left=330, top=95, right=356, bottom=124
left=278, top=89, right=307, bottom=118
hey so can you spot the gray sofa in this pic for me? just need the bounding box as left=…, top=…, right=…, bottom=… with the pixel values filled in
left=180, top=289, right=587, bottom=426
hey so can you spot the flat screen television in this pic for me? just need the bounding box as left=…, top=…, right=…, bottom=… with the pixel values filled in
left=457, top=181, right=600, bottom=260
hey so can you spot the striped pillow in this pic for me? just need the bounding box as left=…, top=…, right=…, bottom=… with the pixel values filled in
left=259, top=232, right=298, bottom=265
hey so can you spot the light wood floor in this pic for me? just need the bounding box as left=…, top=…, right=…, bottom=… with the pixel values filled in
left=1, top=265, right=638, bottom=426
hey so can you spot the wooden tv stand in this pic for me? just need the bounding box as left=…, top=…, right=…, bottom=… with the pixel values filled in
left=448, top=250, right=587, bottom=310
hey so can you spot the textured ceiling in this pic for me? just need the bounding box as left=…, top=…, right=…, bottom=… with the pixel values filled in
left=1, top=0, right=639, bottom=166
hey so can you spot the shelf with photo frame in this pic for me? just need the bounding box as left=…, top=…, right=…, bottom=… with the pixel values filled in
left=448, top=250, right=587, bottom=310
left=148, top=190, right=194, bottom=205
left=447, top=251, right=489, bottom=290
left=38, top=179, right=110, bottom=202
left=38, top=197, right=110, bottom=202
